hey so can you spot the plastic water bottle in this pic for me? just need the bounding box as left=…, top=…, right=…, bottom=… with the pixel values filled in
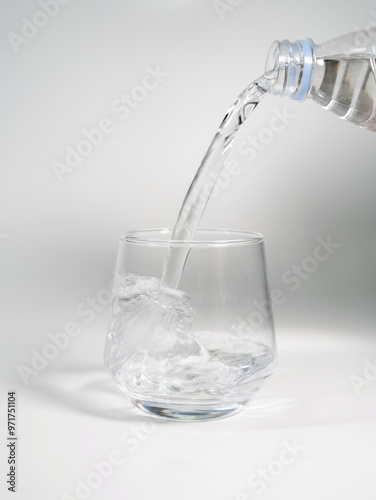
left=265, top=29, right=376, bottom=131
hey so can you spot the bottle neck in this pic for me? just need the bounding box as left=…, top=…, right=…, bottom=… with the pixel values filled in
left=266, top=38, right=315, bottom=101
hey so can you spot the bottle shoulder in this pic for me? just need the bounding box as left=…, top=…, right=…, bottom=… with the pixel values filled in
left=315, top=29, right=376, bottom=60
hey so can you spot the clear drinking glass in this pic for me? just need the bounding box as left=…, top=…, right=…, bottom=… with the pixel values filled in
left=104, top=229, right=277, bottom=421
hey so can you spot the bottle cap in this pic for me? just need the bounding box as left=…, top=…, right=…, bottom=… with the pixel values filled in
left=266, top=38, right=314, bottom=101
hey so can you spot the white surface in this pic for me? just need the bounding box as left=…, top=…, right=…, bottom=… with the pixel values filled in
left=3, top=320, right=375, bottom=500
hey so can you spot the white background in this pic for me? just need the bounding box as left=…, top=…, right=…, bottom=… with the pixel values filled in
left=1, top=1, right=376, bottom=499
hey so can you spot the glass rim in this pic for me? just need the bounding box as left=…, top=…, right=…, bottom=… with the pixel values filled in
left=120, top=228, right=264, bottom=247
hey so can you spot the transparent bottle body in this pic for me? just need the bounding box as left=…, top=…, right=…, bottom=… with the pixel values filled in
left=310, top=31, right=376, bottom=130
left=267, top=29, right=376, bottom=131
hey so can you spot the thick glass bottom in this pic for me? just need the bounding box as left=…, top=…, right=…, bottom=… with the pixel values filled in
left=130, top=398, right=249, bottom=422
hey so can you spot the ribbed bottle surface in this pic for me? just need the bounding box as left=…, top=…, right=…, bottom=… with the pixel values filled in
left=310, top=56, right=376, bottom=131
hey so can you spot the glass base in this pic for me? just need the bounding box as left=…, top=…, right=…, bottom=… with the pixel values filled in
left=130, top=398, right=248, bottom=422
